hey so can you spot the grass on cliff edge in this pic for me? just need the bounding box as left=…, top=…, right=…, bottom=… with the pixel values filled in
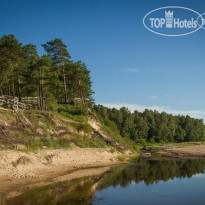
left=0, top=105, right=107, bottom=151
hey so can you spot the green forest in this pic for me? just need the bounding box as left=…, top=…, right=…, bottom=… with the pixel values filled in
left=94, top=105, right=205, bottom=143
left=0, top=34, right=205, bottom=144
left=0, top=34, right=94, bottom=110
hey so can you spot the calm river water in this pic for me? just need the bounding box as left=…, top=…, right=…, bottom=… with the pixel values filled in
left=5, top=158, right=205, bottom=205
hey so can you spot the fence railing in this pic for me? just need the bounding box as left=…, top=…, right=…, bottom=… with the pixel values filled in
left=0, top=95, right=42, bottom=112
left=0, top=95, right=88, bottom=112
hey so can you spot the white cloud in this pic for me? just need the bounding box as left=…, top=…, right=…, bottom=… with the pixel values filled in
left=98, top=102, right=205, bottom=121
left=151, top=96, right=158, bottom=99
left=164, top=94, right=175, bottom=100
left=126, top=68, right=138, bottom=73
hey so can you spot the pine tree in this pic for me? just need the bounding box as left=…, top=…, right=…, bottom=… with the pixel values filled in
left=42, top=38, right=71, bottom=103
left=68, top=61, right=94, bottom=105
left=22, top=44, right=39, bottom=96
left=0, top=35, right=25, bottom=98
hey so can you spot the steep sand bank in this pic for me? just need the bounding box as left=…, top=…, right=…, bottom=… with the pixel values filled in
left=0, top=148, right=124, bottom=195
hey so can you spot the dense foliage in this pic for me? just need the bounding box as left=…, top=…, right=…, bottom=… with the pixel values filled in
left=0, top=35, right=94, bottom=110
left=0, top=34, right=204, bottom=144
left=93, top=105, right=205, bottom=143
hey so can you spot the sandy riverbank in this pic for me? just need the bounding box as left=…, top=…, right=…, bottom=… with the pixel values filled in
left=161, top=144, right=205, bottom=158
left=0, top=148, right=125, bottom=196
left=1, top=144, right=205, bottom=198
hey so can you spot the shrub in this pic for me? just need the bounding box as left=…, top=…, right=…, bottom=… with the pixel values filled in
left=47, top=94, right=58, bottom=111
left=118, top=155, right=126, bottom=162
left=131, top=145, right=141, bottom=153
left=135, top=138, right=147, bottom=146
left=27, top=139, right=44, bottom=150
left=24, top=128, right=33, bottom=135
left=58, top=105, right=88, bottom=116
left=40, top=137, right=51, bottom=146
left=50, top=138, right=70, bottom=149
left=72, top=123, right=93, bottom=133
left=129, top=156, right=140, bottom=163
left=110, top=148, right=116, bottom=153
left=72, top=135, right=106, bottom=148
left=150, top=146, right=161, bottom=153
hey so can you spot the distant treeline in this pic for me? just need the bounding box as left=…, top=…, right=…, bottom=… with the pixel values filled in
left=0, top=35, right=94, bottom=110
left=94, top=105, right=205, bottom=143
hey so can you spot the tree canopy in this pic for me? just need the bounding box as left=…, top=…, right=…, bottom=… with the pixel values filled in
left=93, top=105, right=205, bottom=143
left=0, top=34, right=204, bottom=144
left=0, top=35, right=94, bottom=110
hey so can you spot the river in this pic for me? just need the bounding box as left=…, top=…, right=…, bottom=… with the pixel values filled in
left=5, top=157, right=205, bottom=205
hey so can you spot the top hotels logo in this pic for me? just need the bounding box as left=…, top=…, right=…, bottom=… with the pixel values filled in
left=143, top=6, right=205, bottom=36
left=165, top=10, right=174, bottom=28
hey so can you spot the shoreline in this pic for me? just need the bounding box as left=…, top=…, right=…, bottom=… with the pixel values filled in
left=1, top=144, right=205, bottom=199
left=0, top=148, right=126, bottom=197
left=161, top=144, right=205, bottom=159
left=0, top=161, right=127, bottom=202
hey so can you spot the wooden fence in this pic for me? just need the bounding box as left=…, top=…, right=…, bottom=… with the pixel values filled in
left=0, top=95, right=88, bottom=112
left=0, top=95, right=41, bottom=112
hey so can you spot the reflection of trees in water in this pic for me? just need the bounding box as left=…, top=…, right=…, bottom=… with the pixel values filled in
left=99, top=159, right=205, bottom=189
left=6, top=176, right=98, bottom=205
left=6, top=159, right=205, bottom=205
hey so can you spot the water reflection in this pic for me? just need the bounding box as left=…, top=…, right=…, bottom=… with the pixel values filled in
left=5, top=158, right=205, bottom=205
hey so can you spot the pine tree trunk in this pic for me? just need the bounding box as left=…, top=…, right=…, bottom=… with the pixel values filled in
left=17, top=76, right=21, bottom=102
left=38, top=68, right=42, bottom=110
left=62, top=65, right=68, bottom=103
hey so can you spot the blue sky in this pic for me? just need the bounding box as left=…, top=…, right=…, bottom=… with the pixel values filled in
left=1, top=0, right=205, bottom=120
